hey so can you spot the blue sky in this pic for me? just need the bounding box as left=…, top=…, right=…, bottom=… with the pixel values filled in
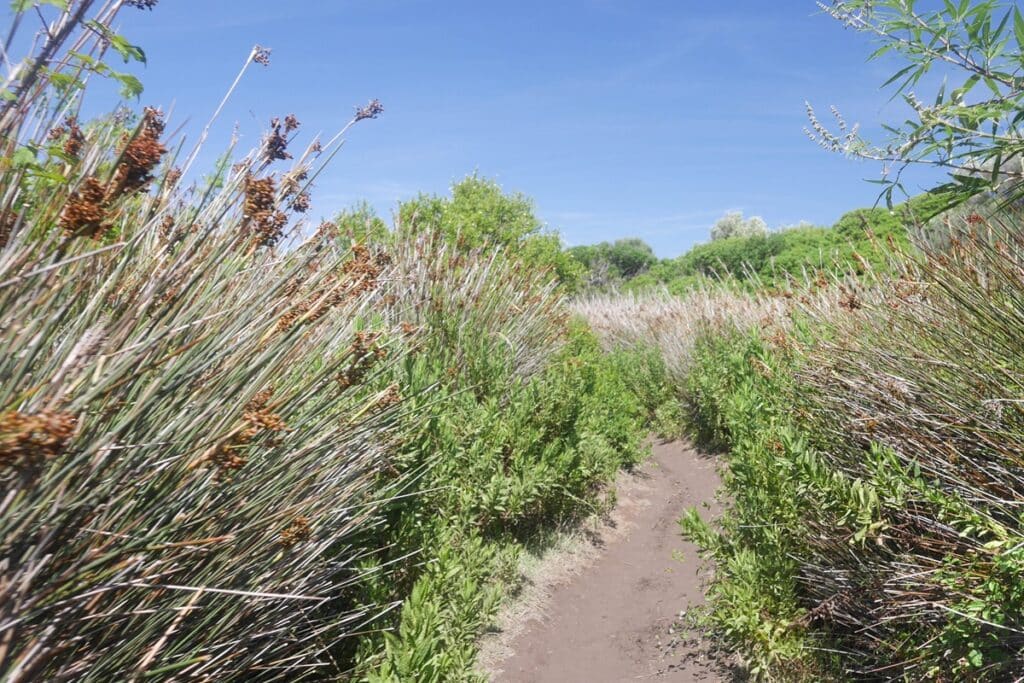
left=58, top=1, right=945, bottom=256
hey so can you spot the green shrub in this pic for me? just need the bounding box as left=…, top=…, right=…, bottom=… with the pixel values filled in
left=397, top=174, right=585, bottom=290
left=679, top=206, right=1024, bottom=679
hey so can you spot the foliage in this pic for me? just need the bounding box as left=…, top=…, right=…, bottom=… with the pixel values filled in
left=809, top=0, right=1024, bottom=203
left=333, top=200, right=391, bottom=249
left=354, top=250, right=669, bottom=679
left=0, top=3, right=407, bottom=678
left=567, top=237, right=658, bottom=284
left=572, top=287, right=788, bottom=384
left=620, top=192, right=948, bottom=292
left=710, top=210, right=768, bottom=241
left=397, top=174, right=585, bottom=289
left=658, top=203, right=1024, bottom=680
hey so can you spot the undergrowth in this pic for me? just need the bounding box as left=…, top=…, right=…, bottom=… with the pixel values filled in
left=677, top=208, right=1024, bottom=680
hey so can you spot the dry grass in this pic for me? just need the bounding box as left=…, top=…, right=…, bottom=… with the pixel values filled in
left=572, top=287, right=790, bottom=382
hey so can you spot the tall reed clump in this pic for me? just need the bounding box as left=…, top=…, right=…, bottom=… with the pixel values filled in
left=1, top=2, right=406, bottom=679
left=679, top=205, right=1024, bottom=679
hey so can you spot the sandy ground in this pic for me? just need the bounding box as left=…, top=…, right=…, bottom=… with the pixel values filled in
left=479, top=439, right=733, bottom=683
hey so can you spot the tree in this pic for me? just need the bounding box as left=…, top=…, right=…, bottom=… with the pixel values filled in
left=809, top=0, right=1024, bottom=204
left=567, top=237, right=657, bottom=283
left=397, top=174, right=584, bottom=288
left=605, top=238, right=657, bottom=277
left=710, top=211, right=768, bottom=241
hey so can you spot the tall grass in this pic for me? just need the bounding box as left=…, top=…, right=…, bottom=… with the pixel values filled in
left=0, top=3, right=410, bottom=679
left=666, top=205, right=1024, bottom=679
left=572, top=287, right=789, bottom=383
left=1, top=4, right=667, bottom=680
left=786, top=207, right=1024, bottom=679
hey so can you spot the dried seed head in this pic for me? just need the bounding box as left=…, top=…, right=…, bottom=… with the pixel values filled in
left=60, top=116, right=85, bottom=159
left=354, top=98, right=384, bottom=122
left=838, top=286, right=862, bottom=311
left=252, top=45, right=272, bottom=66
left=1, top=410, right=77, bottom=474
left=164, top=167, right=182, bottom=188
left=60, top=177, right=108, bottom=238
left=242, top=174, right=287, bottom=248
left=208, top=388, right=287, bottom=476
left=262, top=117, right=292, bottom=163
left=0, top=210, right=15, bottom=249
left=289, top=192, right=311, bottom=213
left=337, top=331, right=385, bottom=387
left=375, top=384, right=402, bottom=411
left=111, top=107, right=167, bottom=197
left=280, top=516, right=312, bottom=548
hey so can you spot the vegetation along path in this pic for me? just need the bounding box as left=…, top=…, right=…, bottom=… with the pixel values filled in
left=485, top=440, right=728, bottom=682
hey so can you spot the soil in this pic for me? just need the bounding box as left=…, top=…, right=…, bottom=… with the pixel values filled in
left=480, top=439, right=735, bottom=683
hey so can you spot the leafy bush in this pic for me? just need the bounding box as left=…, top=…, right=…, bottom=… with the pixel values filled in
left=710, top=211, right=768, bottom=241
left=397, top=174, right=585, bottom=290
left=676, top=205, right=1024, bottom=680
left=567, top=237, right=658, bottom=284
left=571, top=192, right=951, bottom=295
left=355, top=253, right=669, bottom=677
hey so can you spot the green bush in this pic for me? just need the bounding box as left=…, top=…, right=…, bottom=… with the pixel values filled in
left=681, top=206, right=1024, bottom=680
left=579, top=191, right=953, bottom=295
left=397, top=174, right=585, bottom=290
left=356, top=330, right=666, bottom=678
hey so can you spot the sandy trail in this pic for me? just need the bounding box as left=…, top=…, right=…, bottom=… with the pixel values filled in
left=482, top=440, right=729, bottom=682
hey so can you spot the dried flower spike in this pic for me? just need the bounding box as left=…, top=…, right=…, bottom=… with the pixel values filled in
left=1, top=410, right=77, bottom=474
left=252, top=45, right=272, bottom=66
left=354, top=99, right=384, bottom=122
left=60, top=177, right=108, bottom=238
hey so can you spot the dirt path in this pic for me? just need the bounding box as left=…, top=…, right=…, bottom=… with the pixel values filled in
left=482, top=440, right=729, bottom=682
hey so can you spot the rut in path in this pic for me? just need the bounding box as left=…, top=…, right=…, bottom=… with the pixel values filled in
left=480, top=440, right=729, bottom=682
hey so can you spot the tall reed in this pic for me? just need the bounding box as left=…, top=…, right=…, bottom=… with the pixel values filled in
left=1, top=2, right=405, bottom=679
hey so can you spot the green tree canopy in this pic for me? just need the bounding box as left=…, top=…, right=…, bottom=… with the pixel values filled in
left=398, top=174, right=584, bottom=288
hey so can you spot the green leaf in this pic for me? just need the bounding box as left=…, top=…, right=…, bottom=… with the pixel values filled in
left=112, top=71, right=144, bottom=99
left=11, top=146, right=37, bottom=168
left=110, top=33, right=146, bottom=64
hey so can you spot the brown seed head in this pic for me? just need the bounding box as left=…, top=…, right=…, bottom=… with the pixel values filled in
left=252, top=45, right=272, bottom=66
left=354, top=98, right=384, bottom=122
left=280, top=516, right=312, bottom=548
left=60, top=177, right=108, bottom=238
left=111, top=107, right=167, bottom=197
left=262, top=117, right=292, bottom=163
left=243, top=174, right=287, bottom=248
left=1, top=410, right=77, bottom=473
